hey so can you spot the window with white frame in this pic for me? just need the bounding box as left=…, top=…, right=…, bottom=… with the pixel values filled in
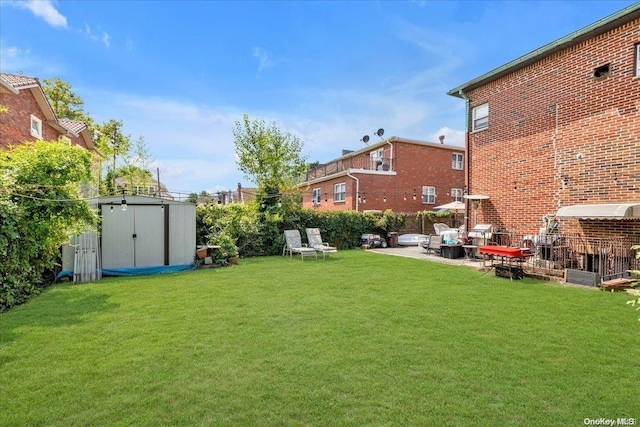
left=312, top=188, right=321, bottom=205
left=421, top=186, right=436, bottom=204
left=452, top=153, right=464, bottom=170
left=334, top=182, right=346, bottom=202
left=30, top=115, right=43, bottom=139
left=451, top=188, right=463, bottom=202
left=472, top=103, right=489, bottom=131
left=635, top=43, right=640, bottom=77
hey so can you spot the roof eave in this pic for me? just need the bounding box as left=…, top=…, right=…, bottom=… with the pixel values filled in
left=447, top=3, right=640, bottom=98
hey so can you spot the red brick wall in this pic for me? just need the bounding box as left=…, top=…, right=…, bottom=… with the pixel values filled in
left=466, top=17, right=640, bottom=236
left=302, top=141, right=465, bottom=213
left=0, top=89, right=60, bottom=149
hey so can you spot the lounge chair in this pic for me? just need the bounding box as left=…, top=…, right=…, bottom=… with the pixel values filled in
left=283, top=230, right=317, bottom=261
left=433, top=223, right=451, bottom=235
left=305, top=228, right=338, bottom=259
left=426, top=234, right=442, bottom=255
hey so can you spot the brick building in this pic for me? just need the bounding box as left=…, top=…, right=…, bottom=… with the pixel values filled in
left=0, top=73, right=97, bottom=153
left=300, top=137, right=465, bottom=213
left=447, top=4, right=640, bottom=241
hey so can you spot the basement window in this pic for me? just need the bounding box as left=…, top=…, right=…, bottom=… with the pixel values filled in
left=30, top=115, right=42, bottom=139
left=593, top=63, right=610, bottom=79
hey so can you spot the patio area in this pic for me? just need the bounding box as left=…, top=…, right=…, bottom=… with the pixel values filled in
left=366, top=244, right=480, bottom=267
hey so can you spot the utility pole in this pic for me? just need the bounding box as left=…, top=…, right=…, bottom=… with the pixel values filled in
left=112, top=128, right=118, bottom=193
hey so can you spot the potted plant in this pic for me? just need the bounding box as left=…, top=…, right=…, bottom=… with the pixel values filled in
left=211, top=232, right=239, bottom=265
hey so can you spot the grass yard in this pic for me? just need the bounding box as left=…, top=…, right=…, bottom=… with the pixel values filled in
left=1, top=250, right=638, bottom=426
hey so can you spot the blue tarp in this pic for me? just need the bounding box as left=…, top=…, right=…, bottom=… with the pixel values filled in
left=56, top=264, right=197, bottom=280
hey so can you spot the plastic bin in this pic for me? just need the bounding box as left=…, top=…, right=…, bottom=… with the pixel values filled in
left=387, top=232, right=399, bottom=248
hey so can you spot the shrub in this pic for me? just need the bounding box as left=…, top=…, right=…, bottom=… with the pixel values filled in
left=0, top=141, right=96, bottom=312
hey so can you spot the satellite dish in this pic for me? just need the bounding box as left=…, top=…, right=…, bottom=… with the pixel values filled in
left=361, top=135, right=370, bottom=145
left=375, top=128, right=384, bottom=138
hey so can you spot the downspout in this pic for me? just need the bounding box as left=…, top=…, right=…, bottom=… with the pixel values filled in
left=386, top=139, right=394, bottom=210
left=347, top=171, right=360, bottom=212
left=458, top=89, right=471, bottom=230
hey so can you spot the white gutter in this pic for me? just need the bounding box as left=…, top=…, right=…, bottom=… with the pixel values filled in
left=346, top=171, right=360, bottom=212
left=386, top=138, right=394, bottom=171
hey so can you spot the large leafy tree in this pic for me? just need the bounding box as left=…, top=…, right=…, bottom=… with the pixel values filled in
left=232, top=115, right=308, bottom=209
left=42, top=77, right=88, bottom=122
left=41, top=77, right=133, bottom=195
left=0, top=141, right=96, bottom=311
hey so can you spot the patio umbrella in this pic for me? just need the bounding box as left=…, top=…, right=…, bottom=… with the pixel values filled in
left=433, top=201, right=466, bottom=211
left=433, top=201, right=466, bottom=227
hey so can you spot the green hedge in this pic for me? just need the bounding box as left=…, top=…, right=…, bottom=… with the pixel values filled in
left=196, top=203, right=408, bottom=257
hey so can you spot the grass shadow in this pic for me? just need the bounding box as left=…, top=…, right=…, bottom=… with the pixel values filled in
left=0, top=283, right=119, bottom=347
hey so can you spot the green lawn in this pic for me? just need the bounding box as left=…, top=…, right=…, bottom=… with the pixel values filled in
left=1, top=250, right=638, bottom=426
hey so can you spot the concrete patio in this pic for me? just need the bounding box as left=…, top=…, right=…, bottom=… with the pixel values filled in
left=366, top=245, right=482, bottom=268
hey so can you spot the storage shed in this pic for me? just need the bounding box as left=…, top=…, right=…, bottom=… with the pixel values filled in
left=97, top=195, right=196, bottom=270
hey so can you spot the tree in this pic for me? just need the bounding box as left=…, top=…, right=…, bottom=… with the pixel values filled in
left=124, top=135, right=155, bottom=194
left=105, top=165, right=153, bottom=196
left=94, top=119, right=131, bottom=194
left=0, top=140, right=96, bottom=311
left=232, top=115, right=308, bottom=209
left=42, top=77, right=91, bottom=123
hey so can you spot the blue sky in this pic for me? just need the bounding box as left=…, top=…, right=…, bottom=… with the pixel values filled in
left=1, top=0, right=637, bottom=197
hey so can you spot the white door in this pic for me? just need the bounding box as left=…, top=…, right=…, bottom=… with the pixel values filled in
left=101, top=205, right=165, bottom=268
left=133, top=206, right=165, bottom=267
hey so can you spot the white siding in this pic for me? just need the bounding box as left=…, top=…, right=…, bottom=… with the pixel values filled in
left=169, top=204, right=196, bottom=265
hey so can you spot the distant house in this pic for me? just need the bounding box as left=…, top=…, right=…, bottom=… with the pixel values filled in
left=114, top=176, right=174, bottom=200
left=236, top=182, right=257, bottom=204
left=0, top=73, right=97, bottom=153
left=299, top=137, right=465, bottom=212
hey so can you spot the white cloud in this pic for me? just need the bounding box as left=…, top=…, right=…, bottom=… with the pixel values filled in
left=78, top=66, right=466, bottom=193
left=78, top=23, right=110, bottom=48
left=13, top=0, right=68, bottom=28
left=252, top=46, right=275, bottom=72
left=101, top=31, right=110, bottom=49
left=0, top=40, right=65, bottom=75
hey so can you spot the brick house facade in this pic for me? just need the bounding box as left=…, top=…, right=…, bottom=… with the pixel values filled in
left=300, top=137, right=465, bottom=213
left=448, top=5, right=640, bottom=241
left=0, top=73, right=97, bottom=153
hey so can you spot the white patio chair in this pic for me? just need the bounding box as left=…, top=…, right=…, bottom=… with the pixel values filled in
left=283, top=230, right=317, bottom=261
left=305, top=228, right=338, bottom=259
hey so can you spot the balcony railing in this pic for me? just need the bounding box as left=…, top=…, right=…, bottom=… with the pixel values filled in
left=305, top=155, right=394, bottom=181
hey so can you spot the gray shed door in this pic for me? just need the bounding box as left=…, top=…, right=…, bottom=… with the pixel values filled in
left=101, top=205, right=165, bottom=268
